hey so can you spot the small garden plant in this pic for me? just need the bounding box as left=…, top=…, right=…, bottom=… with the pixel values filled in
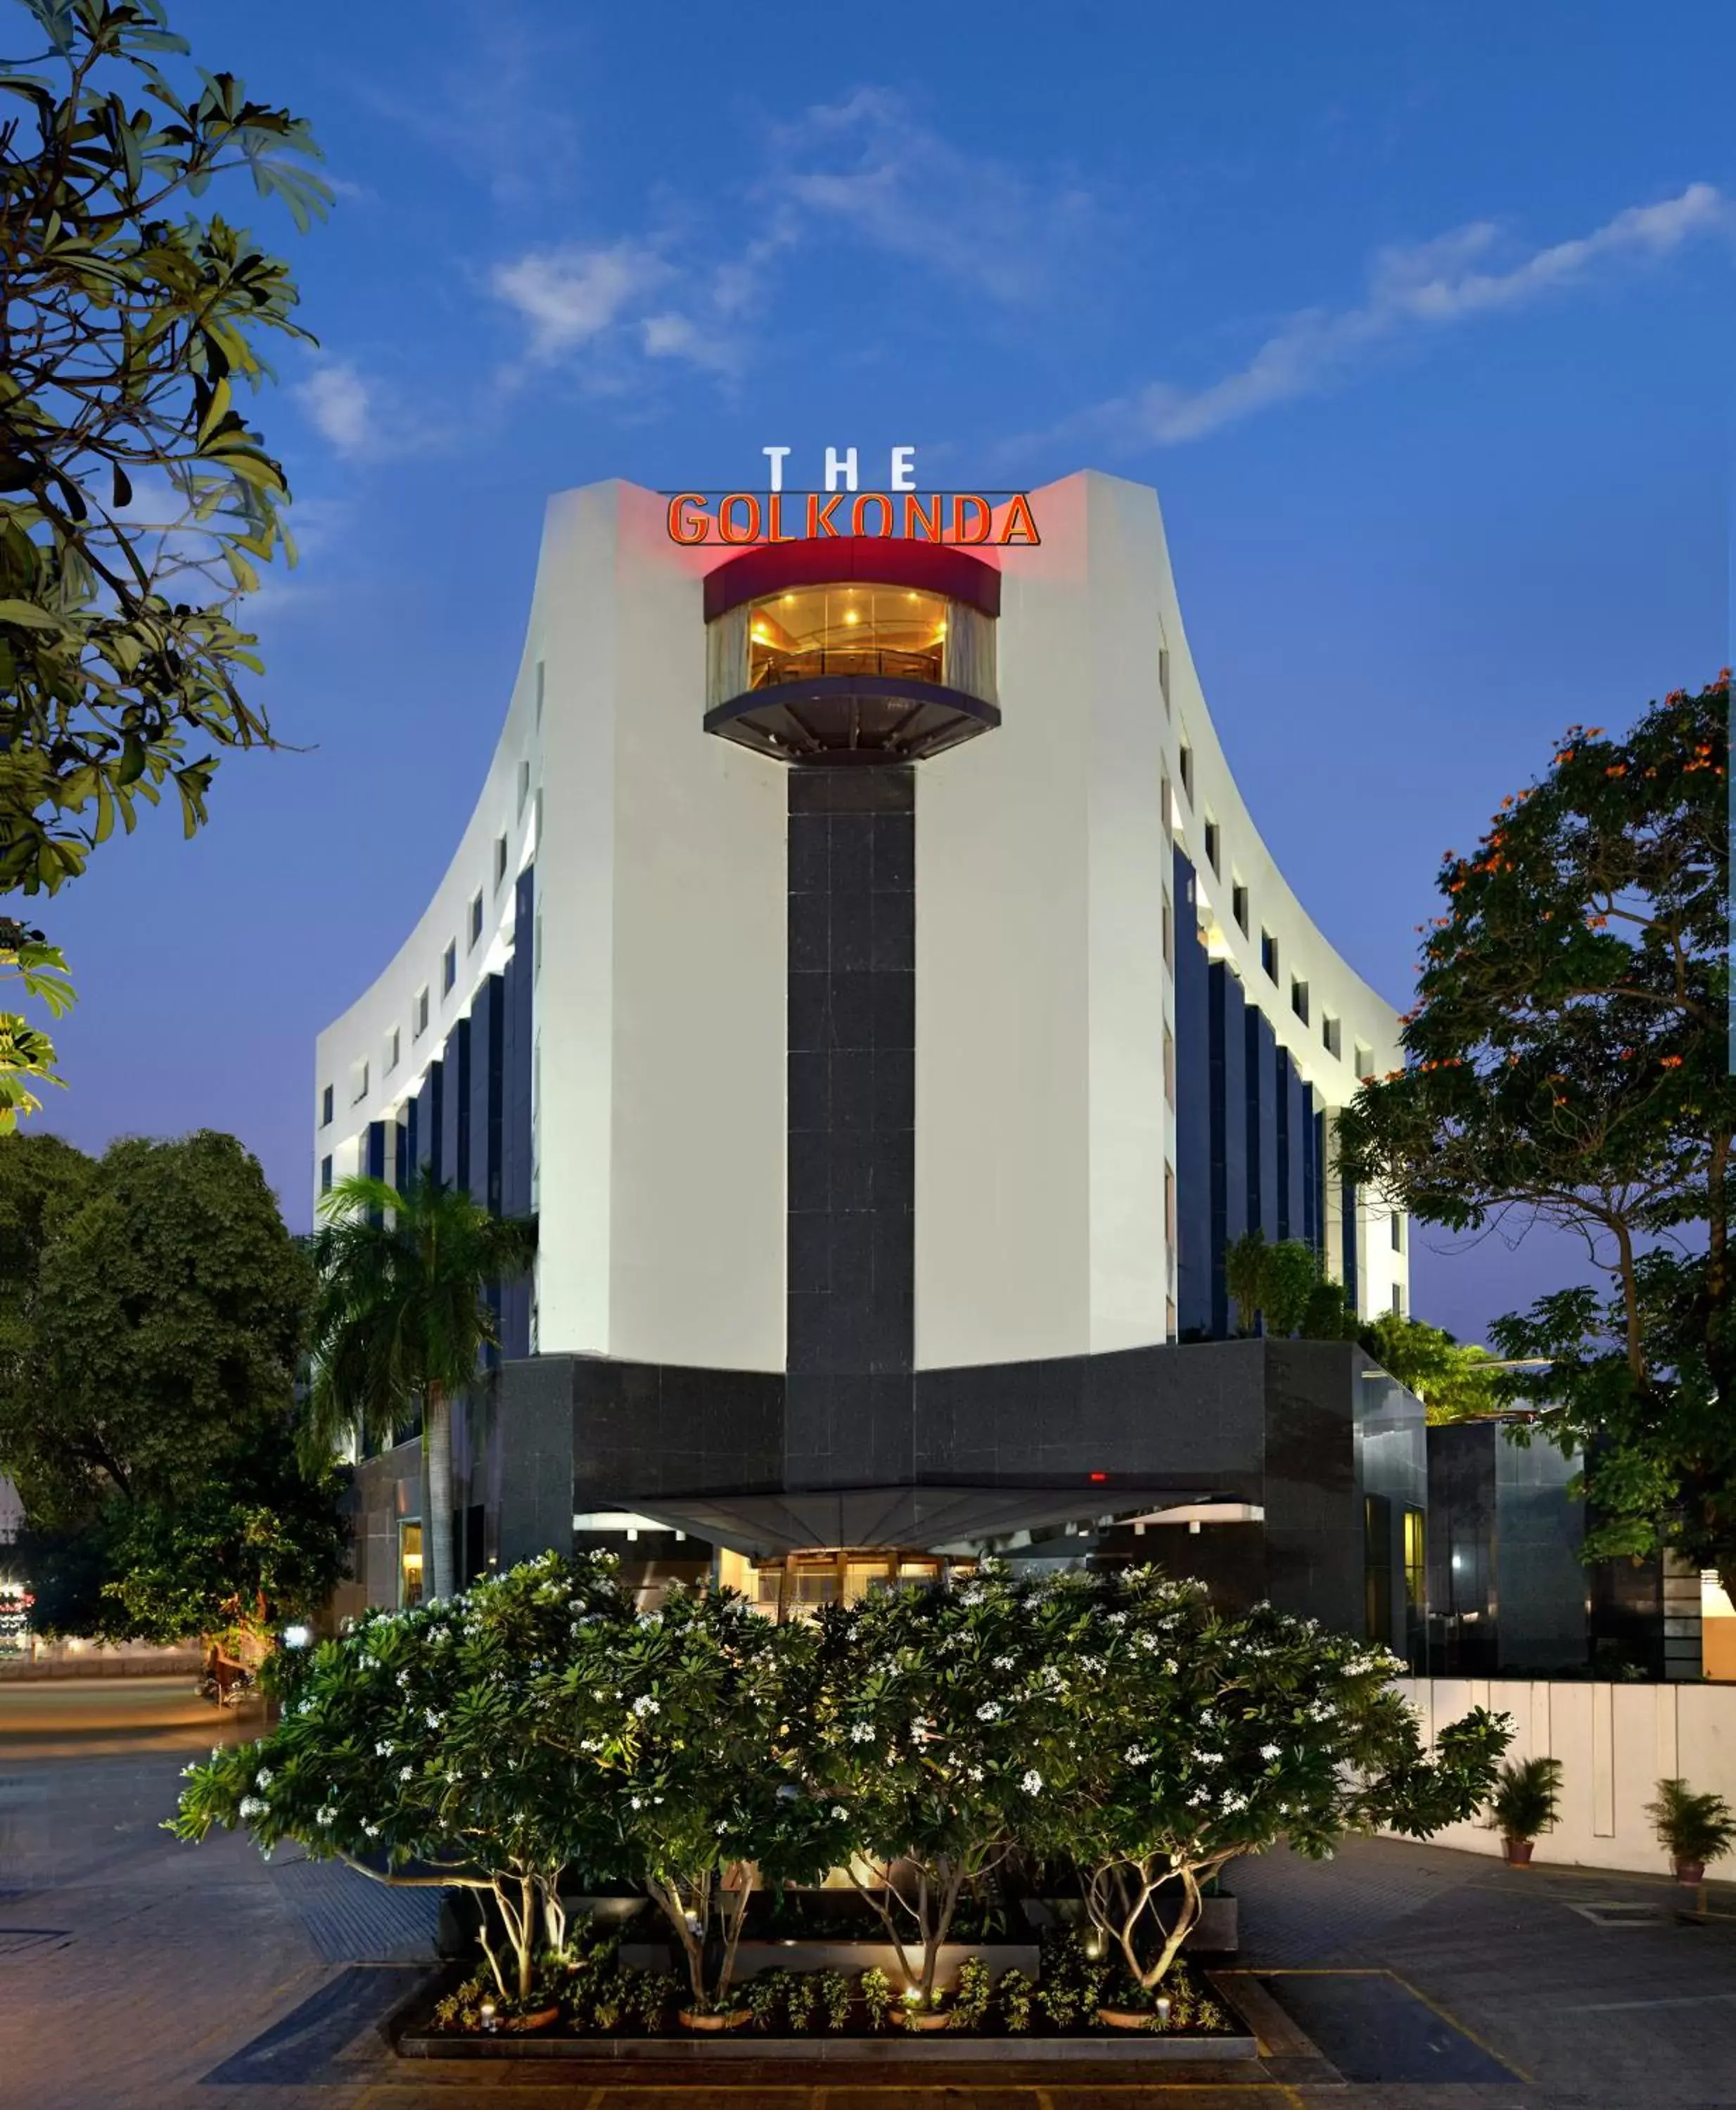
left=1487, top=1756, right=1563, bottom=1848
left=1647, top=1777, right=1736, bottom=1876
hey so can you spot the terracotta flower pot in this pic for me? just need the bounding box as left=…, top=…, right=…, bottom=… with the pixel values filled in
left=501, top=2006, right=561, bottom=2034
left=1503, top=1837, right=1534, bottom=1867
left=1675, top=1859, right=1706, bottom=1886
left=1097, top=2006, right=1154, bottom=2031
left=678, top=2007, right=752, bottom=2032
left=896, top=2007, right=954, bottom=2031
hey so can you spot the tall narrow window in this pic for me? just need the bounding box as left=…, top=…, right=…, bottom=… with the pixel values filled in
left=386, top=1026, right=400, bottom=1075
left=352, top=1060, right=369, bottom=1104
left=1391, top=1210, right=1404, bottom=1253
left=1322, top=1014, right=1341, bottom=1058
left=1158, top=645, right=1170, bottom=714
left=518, top=760, right=530, bottom=818
left=320, top=1153, right=333, bottom=1193
left=1353, top=1040, right=1373, bottom=1080
left=494, top=833, right=508, bottom=888
left=1177, top=741, right=1194, bottom=804
left=1391, top=1284, right=1405, bottom=1317
left=1291, top=976, right=1309, bottom=1024
left=468, top=891, right=483, bottom=949
left=442, top=942, right=457, bottom=995
left=414, top=985, right=430, bottom=1037
left=1260, top=929, right=1278, bottom=981
left=1161, top=892, right=1173, bottom=970
left=321, top=1084, right=333, bottom=1127
left=1203, top=818, right=1220, bottom=874
left=1231, top=882, right=1249, bottom=935
left=1163, top=1025, right=1176, bottom=1108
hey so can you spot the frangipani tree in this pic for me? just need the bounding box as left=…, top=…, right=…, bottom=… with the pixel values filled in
left=172, top=1553, right=636, bottom=2004
left=808, top=1569, right=1097, bottom=2007
left=561, top=1584, right=850, bottom=2016
left=1031, top=1570, right=1510, bottom=1993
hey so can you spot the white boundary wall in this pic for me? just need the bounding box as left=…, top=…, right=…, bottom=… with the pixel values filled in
left=1396, top=1676, right=1736, bottom=1876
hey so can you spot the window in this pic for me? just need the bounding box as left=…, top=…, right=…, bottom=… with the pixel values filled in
left=1159, top=645, right=1170, bottom=714
left=386, top=1026, right=400, bottom=1076
left=1177, top=741, right=1194, bottom=804
left=1403, top=1507, right=1427, bottom=1618
left=1260, top=929, right=1278, bottom=980
left=1203, top=818, right=1220, bottom=874
left=352, top=1060, right=369, bottom=1104
left=1391, top=1284, right=1405, bottom=1317
left=398, top=1520, right=424, bottom=1609
left=745, top=584, right=950, bottom=691
left=1291, top=976, right=1309, bottom=1024
left=1163, top=1025, right=1176, bottom=1108
left=1160, top=774, right=1173, bottom=835
left=494, top=833, right=508, bottom=889
left=1322, top=1014, right=1341, bottom=1058
left=320, top=1153, right=333, bottom=1193
left=535, top=660, right=545, bottom=729
left=1391, top=1210, right=1405, bottom=1253
left=1161, top=892, right=1173, bottom=971
left=320, top=1084, right=333, bottom=1127
left=468, top=891, right=484, bottom=949
left=414, top=986, right=430, bottom=1039
left=1231, top=882, right=1249, bottom=935
left=518, top=760, right=530, bottom=819
left=1353, top=1040, right=1373, bottom=1080
left=442, top=942, right=457, bottom=995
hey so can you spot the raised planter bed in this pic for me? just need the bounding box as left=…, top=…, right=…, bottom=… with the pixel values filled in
left=618, top=1938, right=1040, bottom=1990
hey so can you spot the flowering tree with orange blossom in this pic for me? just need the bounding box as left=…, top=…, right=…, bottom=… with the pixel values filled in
left=1336, top=675, right=1733, bottom=1597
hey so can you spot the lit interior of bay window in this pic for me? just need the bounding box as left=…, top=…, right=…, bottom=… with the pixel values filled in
left=748, top=585, right=949, bottom=689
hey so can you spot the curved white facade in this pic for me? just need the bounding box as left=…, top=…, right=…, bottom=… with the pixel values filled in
left=314, top=470, right=1408, bottom=1374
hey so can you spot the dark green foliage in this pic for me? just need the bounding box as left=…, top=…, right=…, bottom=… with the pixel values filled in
left=1223, top=1229, right=1358, bottom=1340
left=996, top=1966, right=1033, bottom=2032
left=1647, top=1778, right=1736, bottom=1868
left=950, top=1954, right=992, bottom=2031
left=0, top=1127, right=340, bottom=1642
left=1336, top=677, right=1734, bottom=1592
left=1487, top=1756, right=1563, bottom=1842
left=818, top=1967, right=851, bottom=2031
left=0, top=0, right=329, bottom=895
left=857, top=1965, right=893, bottom=2031
left=1360, top=1313, right=1502, bottom=1422
left=306, top=1172, right=536, bottom=1604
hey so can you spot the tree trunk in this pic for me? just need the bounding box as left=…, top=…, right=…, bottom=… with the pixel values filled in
left=424, top=1383, right=455, bottom=1603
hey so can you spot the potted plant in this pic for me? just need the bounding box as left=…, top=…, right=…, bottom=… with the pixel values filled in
left=1486, top=1756, right=1563, bottom=1867
left=1646, top=1777, right=1736, bottom=1885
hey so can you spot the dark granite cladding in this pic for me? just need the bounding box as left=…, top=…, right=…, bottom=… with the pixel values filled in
left=1246, top=1007, right=1279, bottom=1243
left=1172, top=848, right=1213, bottom=1337
left=1341, top=1165, right=1358, bottom=1312
left=490, top=1337, right=1417, bottom=1637
left=468, top=973, right=504, bottom=1216
left=1313, top=1110, right=1327, bottom=1261
left=786, top=765, right=915, bottom=1488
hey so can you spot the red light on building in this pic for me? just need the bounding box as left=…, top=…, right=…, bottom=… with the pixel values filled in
left=1088, top=1471, right=1109, bottom=1483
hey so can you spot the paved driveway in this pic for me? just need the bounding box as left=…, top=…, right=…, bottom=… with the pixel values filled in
left=1, top=1691, right=1733, bottom=2110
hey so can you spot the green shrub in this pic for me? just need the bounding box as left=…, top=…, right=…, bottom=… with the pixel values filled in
left=1647, top=1778, right=1736, bottom=1867
left=785, top=1973, right=819, bottom=2033
left=1487, top=1756, right=1563, bottom=1841
left=745, top=1970, right=786, bottom=2031
left=997, top=1967, right=1034, bottom=2033
left=950, top=1955, right=992, bottom=2032
left=819, top=1969, right=852, bottom=2031
left=858, top=1966, right=893, bottom=2031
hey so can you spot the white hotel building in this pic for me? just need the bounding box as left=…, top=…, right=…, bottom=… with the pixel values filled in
left=317, top=470, right=1421, bottom=1637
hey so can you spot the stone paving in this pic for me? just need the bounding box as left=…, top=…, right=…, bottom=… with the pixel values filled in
left=1, top=1691, right=1734, bottom=2109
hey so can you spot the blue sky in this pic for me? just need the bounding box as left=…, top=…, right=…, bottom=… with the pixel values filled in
left=31, top=0, right=1735, bottom=1343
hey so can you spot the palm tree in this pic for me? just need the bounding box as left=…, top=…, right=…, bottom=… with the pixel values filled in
left=304, top=1172, right=536, bottom=1604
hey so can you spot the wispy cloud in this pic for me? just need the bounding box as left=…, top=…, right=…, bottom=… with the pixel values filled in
left=1064, top=184, right=1730, bottom=448
left=767, top=88, right=1095, bottom=308
left=484, top=89, right=1097, bottom=392
left=293, top=359, right=449, bottom=461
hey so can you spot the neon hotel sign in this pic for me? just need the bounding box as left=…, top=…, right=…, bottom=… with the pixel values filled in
left=667, top=447, right=1040, bottom=547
